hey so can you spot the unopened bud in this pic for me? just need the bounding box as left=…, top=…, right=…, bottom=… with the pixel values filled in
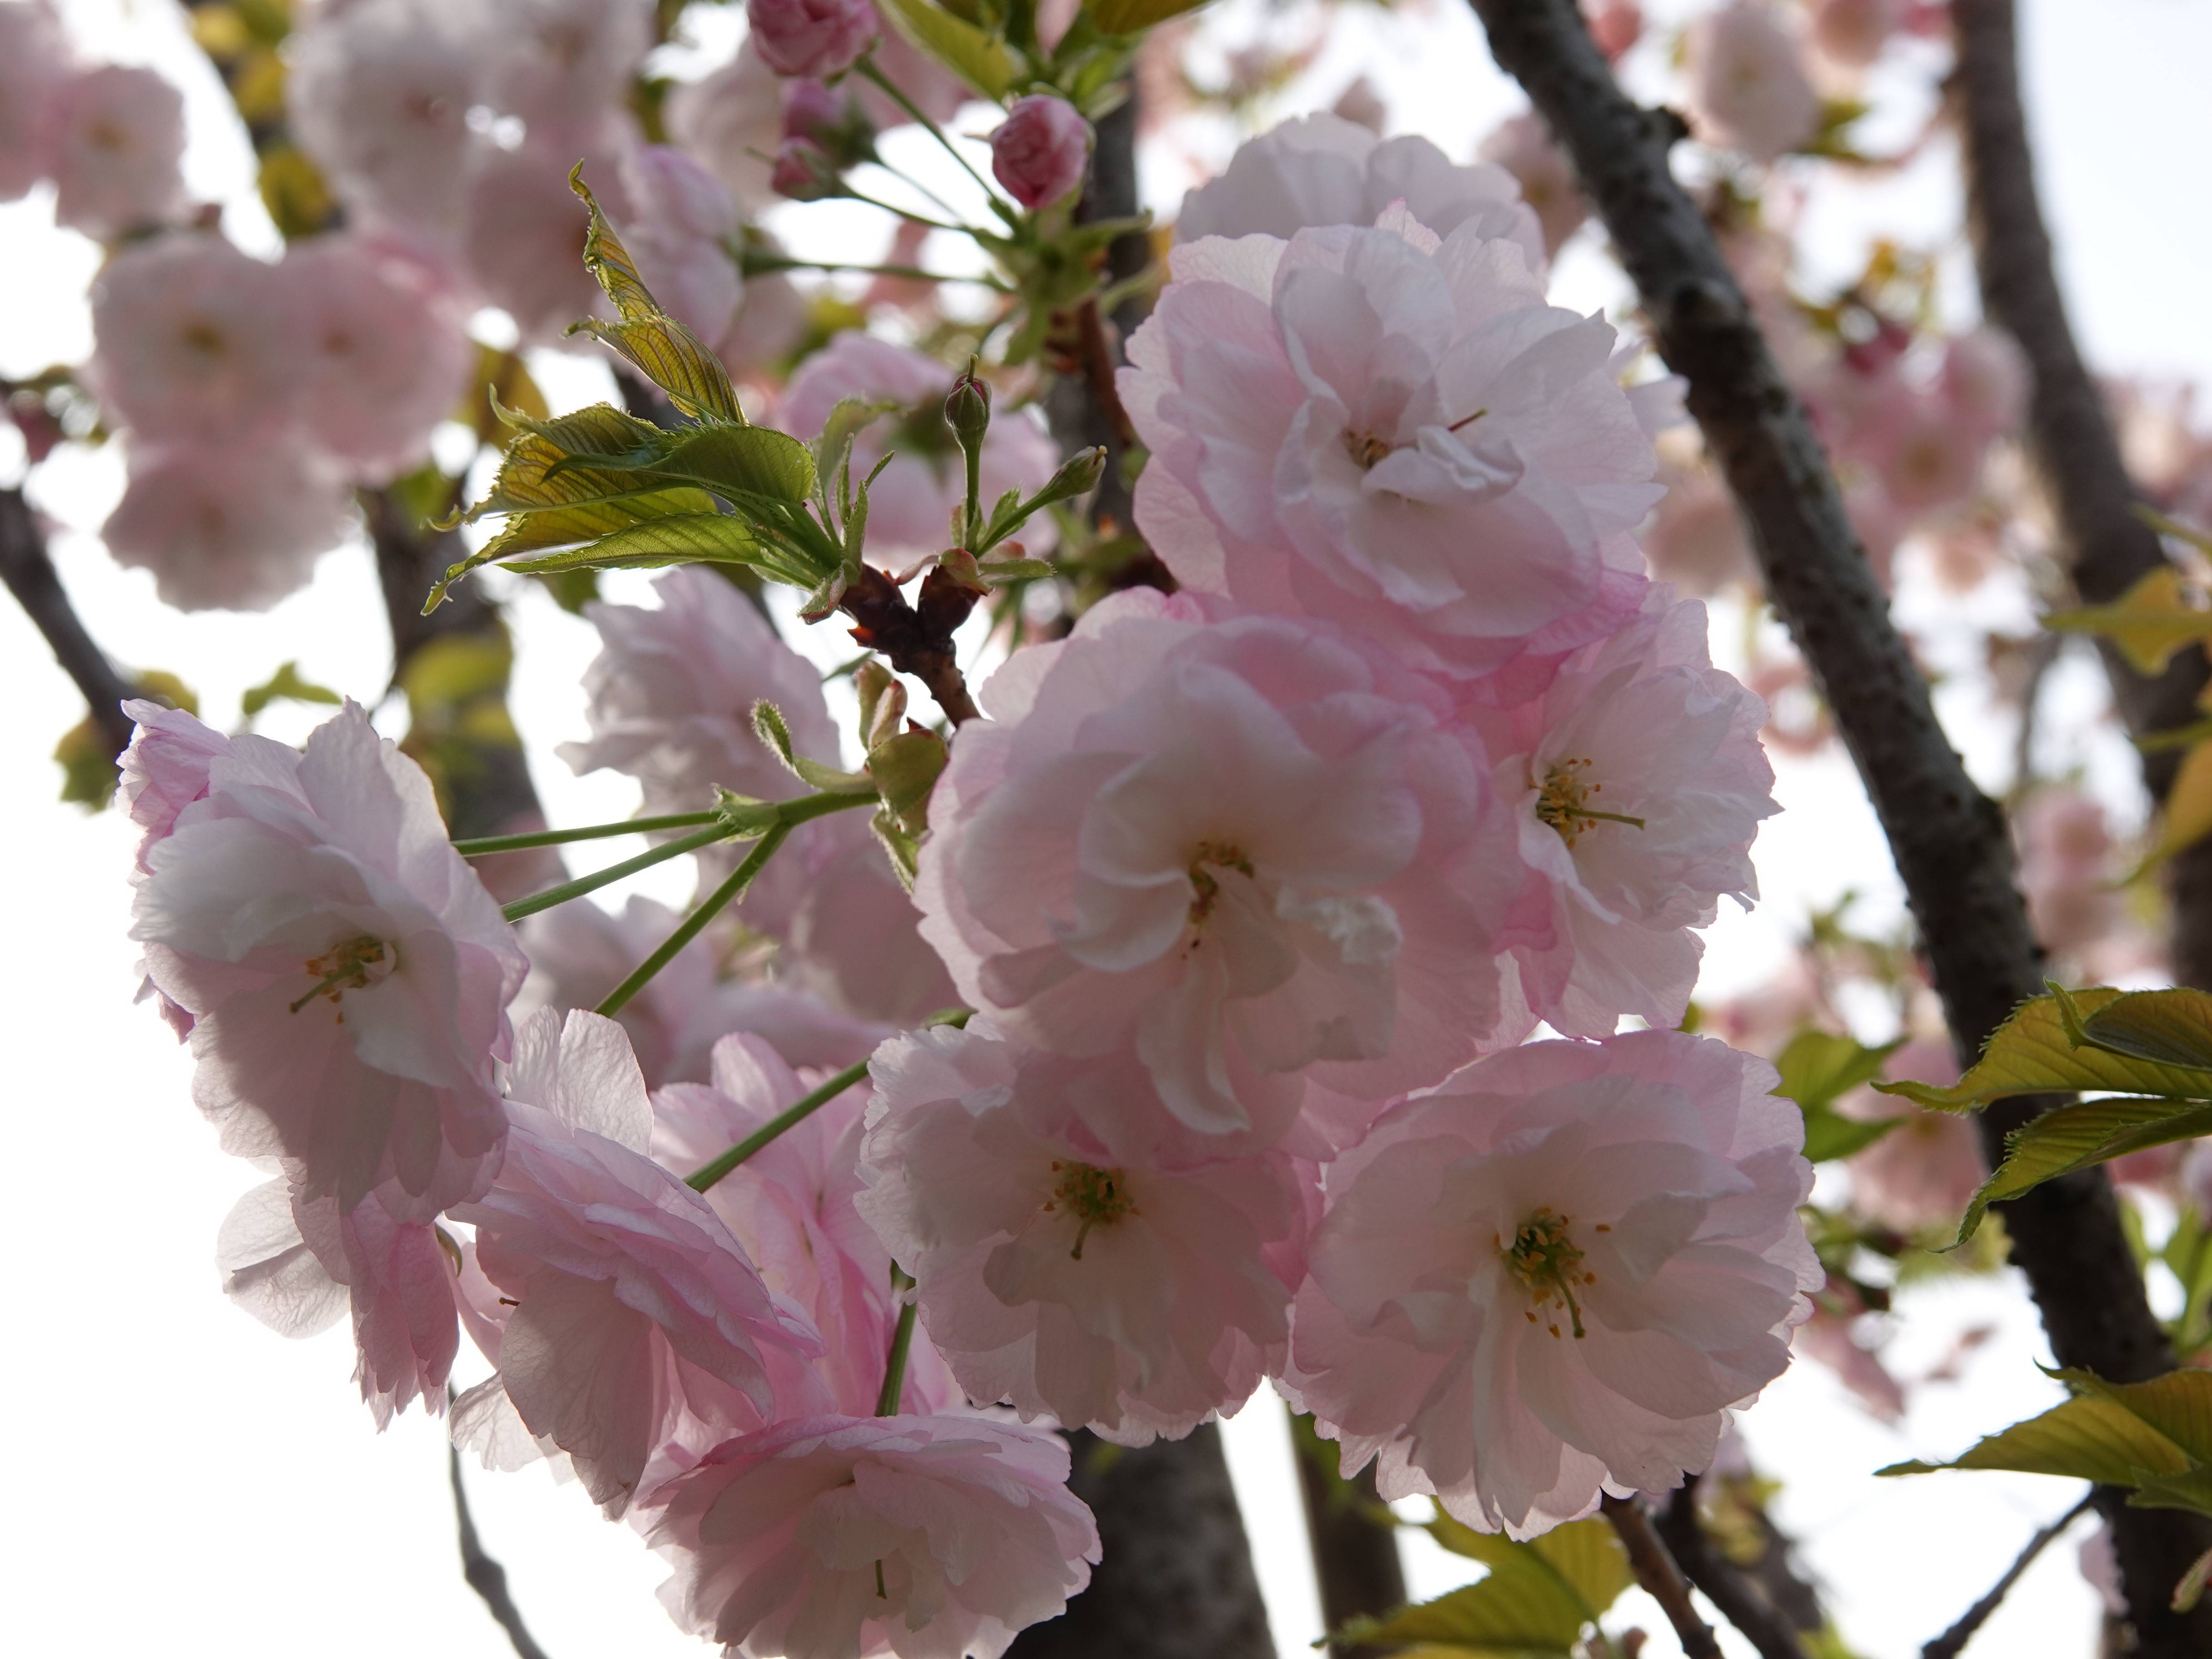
left=1040, top=445, right=1107, bottom=503
left=770, top=136, right=842, bottom=202
left=945, top=369, right=991, bottom=455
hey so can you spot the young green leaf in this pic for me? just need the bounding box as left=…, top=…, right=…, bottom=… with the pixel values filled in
left=240, top=661, right=342, bottom=721
left=1952, top=1097, right=2212, bottom=1243
left=751, top=700, right=873, bottom=794
left=873, top=0, right=1017, bottom=97
left=2071, top=985, right=2212, bottom=1068
left=1878, top=1385, right=2194, bottom=1488
left=1083, top=0, right=1216, bottom=37
left=1873, top=986, right=2212, bottom=1111
left=1333, top=1514, right=1627, bottom=1659
left=2044, top=566, right=2212, bottom=678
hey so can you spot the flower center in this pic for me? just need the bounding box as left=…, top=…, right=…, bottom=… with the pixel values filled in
left=1186, top=840, right=1255, bottom=925
left=1342, top=428, right=1396, bottom=471
left=291, top=934, right=395, bottom=1014
left=1500, top=1207, right=1595, bottom=1339
left=1532, top=758, right=1644, bottom=847
left=1042, top=1160, right=1136, bottom=1261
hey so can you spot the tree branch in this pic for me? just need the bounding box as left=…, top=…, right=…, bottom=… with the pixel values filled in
left=837, top=563, right=982, bottom=726
left=0, top=486, right=139, bottom=759
left=1654, top=1483, right=1815, bottom=1659
left=1462, top=4, right=2211, bottom=1649
left=449, top=1445, right=552, bottom=1659
left=1289, top=1408, right=1406, bottom=1659
left=1923, top=1493, right=2096, bottom=1659
left=1601, top=1494, right=1720, bottom=1659
left=1950, top=0, right=2212, bottom=985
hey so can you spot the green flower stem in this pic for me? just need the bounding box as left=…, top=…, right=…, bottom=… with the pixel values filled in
left=453, top=810, right=723, bottom=857
left=875, top=1269, right=920, bottom=1417
left=745, top=253, right=1009, bottom=293
left=598, top=821, right=792, bottom=1018
left=686, top=1054, right=870, bottom=1191
left=855, top=57, right=1000, bottom=202
left=837, top=184, right=970, bottom=236
left=499, top=822, right=736, bottom=922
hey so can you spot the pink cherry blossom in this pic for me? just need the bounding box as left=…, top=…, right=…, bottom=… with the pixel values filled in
left=1809, top=0, right=1904, bottom=72
left=1643, top=463, right=1754, bottom=595
left=217, top=1178, right=349, bottom=1342
left=282, top=232, right=473, bottom=479
left=746, top=0, right=877, bottom=80
left=915, top=591, right=1522, bottom=1135
left=483, top=0, right=654, bottom=139
left=618, top=145, right=744, bottom=354
left=654, top=1031, right=960, bottom=1415
left=463, top=132, right=630, bottom=346
left=858, top=1021, right=1315, bottom=1442
left=1476, top=113, right=1587, bottom=258
left=0, top=1, right=68, bottom=202
left=1684, top=1, right=1821, bottom=164
left=116, top=698, right=258, bottom=875
left=1941, top=327, right=2030, bottom=441
left=774, top=333, right=1061, bottom=563
left=456, top=1010, right=829, bottom=1513
left=990, top=94, right=1091, bottom=211
left=781, top=816, right=960, bottom=1027
left=90, top=233, right=302, bottom=443
left=646, top=1413, right=1099, bottom=1659
left=519, top=895, right=892, bottom=1087
left=1469, top=591, right=1777, bottom=1038
left=1176, top=114, right=1544, bottom=273
left=1121, top=209, right=1658, bottom=685
left=561, top=564, right=838, bottom=816
left=665, top=43, right=788, bottom=213
left=49, top=64, right=187, bottom=239
left=287, top=0, right=480, bottom=238
left=1842, top=1038, right=1983, bottom=1233
left=1282, top=1029, right=1820, bottom=1536
left=131, top=703, right=528, bottom=1220
left=1588, top=0, right=1642, bottom=60
left=103, top=437, right=354, bottom=613
left=2017, top=785, right=2119, bottom=960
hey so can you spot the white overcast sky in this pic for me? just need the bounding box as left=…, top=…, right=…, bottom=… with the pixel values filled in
left=8, top=1, right=2212, bottom=1655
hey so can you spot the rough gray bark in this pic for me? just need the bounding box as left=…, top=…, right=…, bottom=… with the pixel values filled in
left=1006, top=1428, right=1275, bottom=1659
left=1951, top=0, right=2212, bottom=988
left=1, top=487, right=140, bottom=759
left=1009, top=80, right=1273, bottom=1659
left=1463, top=1, right=2212, bottom=1649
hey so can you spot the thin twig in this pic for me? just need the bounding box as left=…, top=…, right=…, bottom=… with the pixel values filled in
left=1654, top=1483, right=1815, bottom=1659
left=0, top=486, right=139, bottom=759
left=2006, top=630, right=2061, bottom=807
left=1601, top=1494, right=1720, bottom=1659
left=1072, top=297, right=1137, bottom=453
left=1923, top=1494, right=2096, bottom=1659
left=449, top=1445, right=552, bottom=1659
left=1460, top=4, right=2197, bottom=1645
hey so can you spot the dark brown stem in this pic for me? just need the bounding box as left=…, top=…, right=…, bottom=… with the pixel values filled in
left=1073, top=296, right=1138, bottom=454
left=1653, top=1483, right=1815, bottom=1659
left=837, top=563, right=981, bottom=725
left=1463, top=4, right=2210, bottom=1649
left=1951, top=0, right=2212, bottom=988
left=1289, top=1408, right=1406, bottom=1658
left=1922, top=1494, right=2096, bottom=1659
left=0, top=486, right=139, bottom=759
left=450, top=1445, right=553, bottom=1659
left=1602, top=1495, right=1720, bottom=1659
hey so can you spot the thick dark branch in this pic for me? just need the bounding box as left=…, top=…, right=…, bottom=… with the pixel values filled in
left=1465, top=3, right=2209, bottom=1648
left=1601, top=1495, right=1720, bottom=1659
left=1951, top=0, right=2212, bottom=984
left=0, top=487, right=139, bottom=758
left=1923, top=1493, right=2095, bottom=1659
left=838, top=563, right=982, bottom=725
left=1289, top=1409, right=1406, bottom=1659
left=449, top=1446, right=552, bottom=1659
left=1654, top=1483, right=1815, bottom=1659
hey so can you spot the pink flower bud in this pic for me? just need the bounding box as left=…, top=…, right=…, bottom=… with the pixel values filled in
left=1589, top=0, right=1643, bottom=60
left=782, top=77, right=850, bottom=141
left=770, top=135, right=840, bottom=201
left=746, top=0, right=878, bottom=80
left=989, top=93, right=1090, bottom=210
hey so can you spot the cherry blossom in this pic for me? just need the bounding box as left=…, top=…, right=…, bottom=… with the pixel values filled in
left=1469, top=591, right=1777, bottom=1038
left=483, top=0, right=653, bottom=139
left=916, top=591, right=1522, bottom=1134
left=132, top=703, right=528, bottom=1219
left=1684, top=1, right=1821, bottom=164
left=1476, top=113, right=1587, bottom=259
left=456, top=1010, right=829, bottom=1513
left=1284, top=1029, right=1819, bottom=1536
left=1175, top=113, right=1544, bottom=274
left=666, top=45, right=786, bottom=213
left=1122, top=208, right=1660, bottom=686
left=655, top=1032, right=960, bottom=1414
left=618, top=145, right=745, bottom=356
left=858, top=1020, right=1314, bottom=1442
left=774, top=333, right=1061, bottom=563
left=645, top=1414, right=1099, bottom=1659
left=90, top=234, right=301, bottom=443
left=101, top=437, right=353, bottom=612
left=989, top=94, right=1091, bottom=211
left=747, top=0, right=877, bottom=81
left=117, top=697, right=252, bottom=875
left=0, top=1, right=68, bottom=202
left=49, top=64, right=187, bottom=239
left=462, top=133, right=628, bottom=346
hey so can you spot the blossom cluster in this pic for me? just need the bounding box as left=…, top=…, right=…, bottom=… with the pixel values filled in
left=113, top=34, right=1819, bottom=1658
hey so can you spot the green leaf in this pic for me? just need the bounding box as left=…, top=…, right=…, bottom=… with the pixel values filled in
left=866, top=729, right=949, bottom=837
left=751, top=700, right=873, bottom=794
left=1953, top=1097, right=2212, bottom=1242
left=1874, top=986, right=2212, bottom=1112
left=2061, top=1367, right=2212, bottom=1463
left=1802, top=1110, right=1905, bottom=1163
left=566, top=166, right=743, bottom=424
left=240, top=661, right=342, bottom=721
left=1082, top=0, right=1214, bottom=33
left=873, top=0, right=1017, bottom=97
left=2173, top=1545, right=2212, bottom=1612
left=619, top=424, right=818, bottom=503
left=1775, top=1029, right=1904, bottom=1112
left=2044, top=566, right=2212, bottom=678
left=500, top=513, right=775, bottom=575
left=2073, top=986, right=2212, bottom=1069
left=1360, top=1512, right=1629, bottom=1655
left=1878, top=1388, right=2194, bottom=1488
left=2136, top=741, right=2212, bottom=873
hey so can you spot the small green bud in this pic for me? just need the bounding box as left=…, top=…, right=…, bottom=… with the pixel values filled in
left=944, top=367, right=992, bottom=455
